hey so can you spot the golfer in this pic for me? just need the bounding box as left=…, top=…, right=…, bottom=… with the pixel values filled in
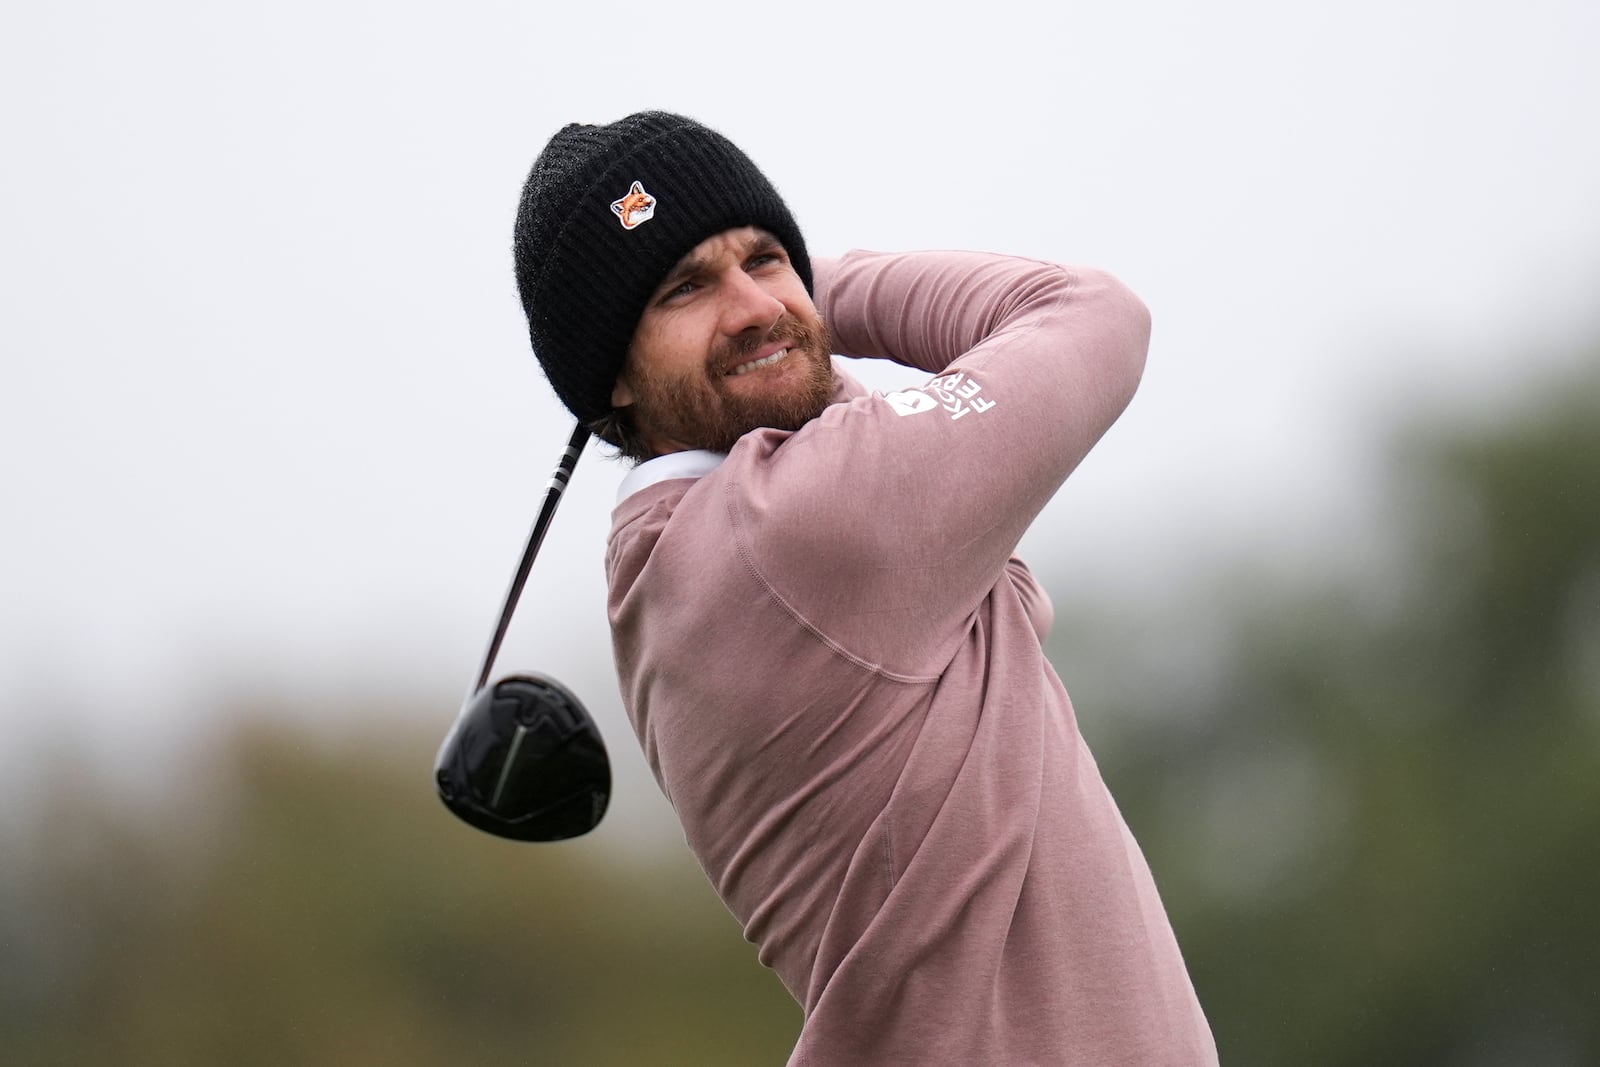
left=513, top=111, right=1217, bottom=1066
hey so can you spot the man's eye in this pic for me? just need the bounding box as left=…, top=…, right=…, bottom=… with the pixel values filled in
left=746, top=252, right=781, bottom=271
left=662, top=281, right=697, bottom=303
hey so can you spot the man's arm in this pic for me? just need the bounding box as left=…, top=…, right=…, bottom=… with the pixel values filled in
left=732, top=249, right=1150, bottom=674
left=815, top=249, right=1149, bottom=464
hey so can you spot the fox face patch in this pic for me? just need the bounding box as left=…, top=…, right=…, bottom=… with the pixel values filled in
left=610, top=181, right=657, bottom=230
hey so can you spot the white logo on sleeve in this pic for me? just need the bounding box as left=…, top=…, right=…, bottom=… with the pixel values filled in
left=884, top=390, right=938, bottom=416
left=884, top=373, right=998, bottom=420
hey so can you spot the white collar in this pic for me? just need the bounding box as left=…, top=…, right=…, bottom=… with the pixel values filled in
left=615, top=449, right=727, bottom=505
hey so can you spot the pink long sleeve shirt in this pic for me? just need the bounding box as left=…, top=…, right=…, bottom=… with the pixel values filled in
left=605, top=250, right=1217, bottom=1065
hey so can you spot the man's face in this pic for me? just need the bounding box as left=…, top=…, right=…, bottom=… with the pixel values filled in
left=611, top=226, right=834, bottom=458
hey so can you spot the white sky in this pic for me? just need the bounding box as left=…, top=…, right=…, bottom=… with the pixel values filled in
left=3, top=0, right=1598, bottom=833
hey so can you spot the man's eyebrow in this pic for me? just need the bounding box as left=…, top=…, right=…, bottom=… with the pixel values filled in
left=652, top=232, right=786, bottom=298
left=654, top=253, right=709, bottom=295
left=747, top=231, right=785, bottom=256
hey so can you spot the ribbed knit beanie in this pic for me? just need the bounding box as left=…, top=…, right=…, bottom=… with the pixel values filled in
left=512, top=111, right=812, bottom=424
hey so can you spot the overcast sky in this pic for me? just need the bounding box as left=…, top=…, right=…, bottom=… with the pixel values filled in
left=4, top=1, right=1597, bottom=830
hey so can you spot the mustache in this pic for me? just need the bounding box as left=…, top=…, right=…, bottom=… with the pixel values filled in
left=709, top=314, right=829, bottom=371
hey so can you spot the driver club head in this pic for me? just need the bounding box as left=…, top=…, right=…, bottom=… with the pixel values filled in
left=434, top=672, right=611, bottom=842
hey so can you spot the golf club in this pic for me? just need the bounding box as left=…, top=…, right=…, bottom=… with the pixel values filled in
left=433, top=423, right=611, bottom=841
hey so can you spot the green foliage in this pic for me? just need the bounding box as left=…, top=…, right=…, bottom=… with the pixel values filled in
left=2, top=724, right=798, bottom=1065
left=1056, top=364, right=1600, bottom=1066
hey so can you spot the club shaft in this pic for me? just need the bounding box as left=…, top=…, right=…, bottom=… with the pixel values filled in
left=470, top=423, right=589, bottom=696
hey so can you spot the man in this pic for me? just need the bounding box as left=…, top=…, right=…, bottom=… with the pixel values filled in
left=513, top=111, right=1217, bottom=1066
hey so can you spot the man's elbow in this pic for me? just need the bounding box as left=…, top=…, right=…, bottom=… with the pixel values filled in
left=1073, top=266, right=1152, bottom=406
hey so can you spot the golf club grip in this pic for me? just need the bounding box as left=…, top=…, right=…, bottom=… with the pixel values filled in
left=472, top=423, right=589, bottom=695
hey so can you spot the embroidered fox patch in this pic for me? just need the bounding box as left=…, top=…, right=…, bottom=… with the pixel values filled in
left=610, top=181, right=656, bottom=230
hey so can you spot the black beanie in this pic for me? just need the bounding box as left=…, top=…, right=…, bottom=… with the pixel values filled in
left=512, top=111, right=813, bottom=424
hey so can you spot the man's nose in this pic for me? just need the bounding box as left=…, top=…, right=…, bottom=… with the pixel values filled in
left=718, top=270, right=784, bottom=337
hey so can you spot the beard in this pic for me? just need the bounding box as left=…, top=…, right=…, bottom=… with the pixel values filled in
left=625, top=311, right=836, bottom=455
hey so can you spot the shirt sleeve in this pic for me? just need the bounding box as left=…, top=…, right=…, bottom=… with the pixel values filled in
left=723, top=249, right=1150, bottom=677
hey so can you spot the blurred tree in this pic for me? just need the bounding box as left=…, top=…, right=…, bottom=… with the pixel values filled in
left=1054, top=361, right=1600, bottom=1066
left=1, top=722, right=798, bottom=1065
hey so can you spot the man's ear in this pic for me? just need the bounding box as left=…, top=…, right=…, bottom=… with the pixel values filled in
left=611, top=373, right=635, bottom=408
